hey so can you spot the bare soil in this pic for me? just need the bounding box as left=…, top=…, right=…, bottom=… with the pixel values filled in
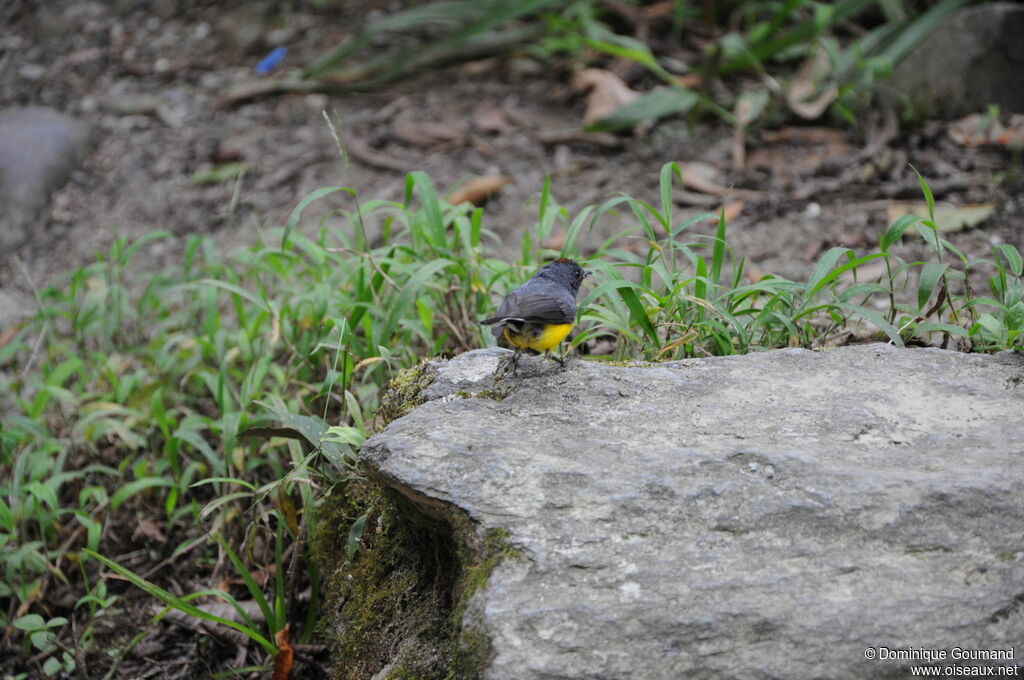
left=2, top=1, right=1022, bottom=677
left=4, top=0, right=1022, bottom=295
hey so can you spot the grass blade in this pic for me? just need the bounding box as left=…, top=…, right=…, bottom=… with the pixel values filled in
left=83, top=550, right=277, bottom=655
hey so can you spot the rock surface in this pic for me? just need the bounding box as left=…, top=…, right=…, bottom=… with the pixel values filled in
left=888, top=3, right=1024, bottom=118
left=362, top=345, right=1024, bottom=679
left=0, top=106, right=91, bottom=251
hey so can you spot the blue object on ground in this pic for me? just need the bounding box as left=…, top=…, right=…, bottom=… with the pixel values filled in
left=255, top=47, right=287, bottom=75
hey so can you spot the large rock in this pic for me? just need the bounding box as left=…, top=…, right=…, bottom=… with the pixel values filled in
left=361, top=345, right=1024, bottom=679
left=888, top=3, right=1024, bottom=118
left=0, top=107, right=91, bottom=251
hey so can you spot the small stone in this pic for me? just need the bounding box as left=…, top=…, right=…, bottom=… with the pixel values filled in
left=0, top=107, right=92, bottom=251
left=19, top=64, right=46, bottom=80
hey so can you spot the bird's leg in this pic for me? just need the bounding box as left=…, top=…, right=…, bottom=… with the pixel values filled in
left=557, top=351, right=569, bottom=370
left=546, top=349, right=569, bottom=370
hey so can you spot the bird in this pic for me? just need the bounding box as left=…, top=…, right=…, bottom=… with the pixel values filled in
left=482, top=258, right=589, bottom=372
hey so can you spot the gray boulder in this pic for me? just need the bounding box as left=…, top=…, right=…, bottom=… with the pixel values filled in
left=360, top=344, right=1024, bottom=679
left=0, top=107, right=92, bottom=251
left=888, top=3, right=1024, bottom=118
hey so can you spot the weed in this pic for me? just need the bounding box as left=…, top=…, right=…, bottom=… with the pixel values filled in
left=1, top=164, right=1018, bottom=676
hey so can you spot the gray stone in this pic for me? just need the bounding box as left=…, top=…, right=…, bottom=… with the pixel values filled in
left=887, top=3, right=1024, bottom=118
left=361, top=345, right=1024, bottom=679
left=0, top=107, right=91, bottom=251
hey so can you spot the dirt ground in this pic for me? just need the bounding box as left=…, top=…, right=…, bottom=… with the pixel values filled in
left=3, top=0, right=1022, bottom=299
left=2, top=1, right=1023, bottom=677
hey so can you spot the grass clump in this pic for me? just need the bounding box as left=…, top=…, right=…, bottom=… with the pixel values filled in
left=0, top=162, right=1019, bottom=677
left=294, top=0, right=985, bottom=127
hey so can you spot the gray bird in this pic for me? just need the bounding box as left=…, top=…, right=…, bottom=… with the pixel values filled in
left=482, top=258, right=588, bottom=370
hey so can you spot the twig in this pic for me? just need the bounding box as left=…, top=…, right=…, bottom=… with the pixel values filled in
left=13, top=255, right=46, bottom=381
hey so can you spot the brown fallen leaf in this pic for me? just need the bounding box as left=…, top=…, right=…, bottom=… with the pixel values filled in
left=472, top=103, right=512, bottom=134
left=272, top=623, right=293, bottom=680
left=678, top=163, right=764, bottom=200
left=673, top=73, right=702, bottom=89
left=840, top=259, right=887, bottom=284
left=705, top=200, right=745, bottom=224
left=448, top=175, right=511, bottom=206
left=573, top=68, right=640, bottom=127
left=948, top=112, right=1024, bottom=147
left=885, top=202, right=996, bottom=234
left=746, top=136, right=854, bottom=181
left=786, top=47, right=837, bottom=120
left=543, top=229, right=568, bottom=251
left=538, top=129, right=623, bottom=148
left=732, top=88, right=769, bottom=171
left=801, top=240, right=825, bottom=264
left=345, top=137, right=408, bottom=173
left=761, top=126, right=850, bottom=146
left=0, top=326, right=17, bottom=350
left=135, top=517, right=166, bottom=543
left=392, top=118, right=466, bottom=148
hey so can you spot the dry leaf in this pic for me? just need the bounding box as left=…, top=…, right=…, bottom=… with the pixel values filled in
left=538, top=129, right=622, bottom=148
left=573, top=68, right=640, bottom=127
left=345, top=137, right=408, bottom=173
left=732, top=88, right=769, bottom=170
left=673, top=73, right=703, bottom=89
left=948, top=112, right=1024, bottom=147
left=543, top=229, right=568, bottom=251
left=801, top=240, right=825, bottom=263
left=276, top=486, right=300, bottom=537
left=448, top=175, right=511, bottom=206
left=786, top=47, right=837, bottom=120
left=885, top=202, right=996, bottom=234
left=705, top=200, right=745, bottom=224
left=679, top=162, right=728, bottom=196
left=392, top=119, right=466, bottom=147
left=272, top=623, right=293, bottom=680
left=678, top=163, right=764, bottom=200
left=135, top=517, right=166, bottom=543
left=761, top=126, right=849, bottom=146
left=0, top=326, right=17, bottom=350
left=472, top=103, right=511, bottom=134
left=747, top=132, right=854, bottom=180
left=840, top=259, right=887, bottom=284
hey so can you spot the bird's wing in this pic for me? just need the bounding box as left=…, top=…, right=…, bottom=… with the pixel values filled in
left=488, top=290, right=575, bottom=325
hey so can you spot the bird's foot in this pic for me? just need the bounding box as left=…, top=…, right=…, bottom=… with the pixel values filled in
left=547, top=352, right=570, bottom=371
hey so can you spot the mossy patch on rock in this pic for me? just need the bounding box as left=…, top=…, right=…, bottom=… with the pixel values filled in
left=376, top=359, right=436, bottom=427
left=315, top=478, right=516, bottom=680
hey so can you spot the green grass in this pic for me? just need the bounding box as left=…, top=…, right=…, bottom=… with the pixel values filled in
left=0, top=165, right=1020, bottom=676
left=289, top=0, right=986, bottom=128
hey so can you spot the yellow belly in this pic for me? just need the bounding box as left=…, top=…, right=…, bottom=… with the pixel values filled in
left=504, top=323, right=573, bottom=352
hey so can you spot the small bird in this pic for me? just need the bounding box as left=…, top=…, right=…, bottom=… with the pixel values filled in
left=482, top=258, right=589, bottom=372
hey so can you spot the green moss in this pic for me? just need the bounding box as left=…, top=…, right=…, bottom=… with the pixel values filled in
left=453, top=389, right=509, bottom=402
left=314, top=479, right=518, bottom=680
left=446, top=528, right=519, bottom=678
left=377, top=359, right=435, bottom=426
